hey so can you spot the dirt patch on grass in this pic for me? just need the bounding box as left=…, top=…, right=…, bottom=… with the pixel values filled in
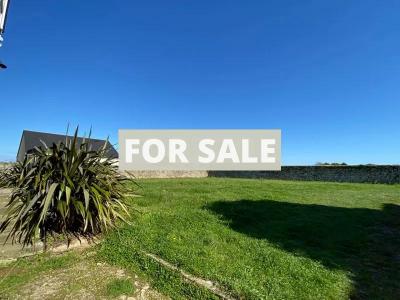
left=1, top=250, right=167, bottom=300
left=19, top=261, right=163, bottom=299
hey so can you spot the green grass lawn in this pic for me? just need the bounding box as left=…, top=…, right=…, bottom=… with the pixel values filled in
left=99, top=178, right=400, bottom=299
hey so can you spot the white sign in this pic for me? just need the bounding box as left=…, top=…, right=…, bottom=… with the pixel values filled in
left=119, top=130, right=281, bottom=171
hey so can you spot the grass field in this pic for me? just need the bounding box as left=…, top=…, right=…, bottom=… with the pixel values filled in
left=99, top=178, right=400, bottom=299
left=1, top=178, right=399, bottom=299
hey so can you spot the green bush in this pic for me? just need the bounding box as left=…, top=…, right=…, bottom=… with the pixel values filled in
left=0, top=129, right=129, bottom=248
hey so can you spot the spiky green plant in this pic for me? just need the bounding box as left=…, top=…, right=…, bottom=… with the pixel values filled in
left=0, top=129, right=129, bottom=248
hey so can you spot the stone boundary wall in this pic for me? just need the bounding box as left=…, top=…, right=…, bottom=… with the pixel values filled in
left=124, top=166, right=400, bottom=184
left=122, top=170, right=208, bottom=179
left=208, top=165, right=400, bottom=184
left=0, top=163, right=13, bottom=169
left=3, top=161, right=400, bottom=183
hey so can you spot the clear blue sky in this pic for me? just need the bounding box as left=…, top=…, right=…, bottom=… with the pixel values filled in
left=0, top=0, right=399, bottom=164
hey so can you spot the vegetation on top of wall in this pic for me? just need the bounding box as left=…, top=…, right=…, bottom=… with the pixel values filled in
left=316, top=162, right=348, bottom=166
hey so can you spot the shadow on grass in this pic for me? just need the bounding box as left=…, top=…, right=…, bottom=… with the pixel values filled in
left=206, top=200, right=400, bottom=299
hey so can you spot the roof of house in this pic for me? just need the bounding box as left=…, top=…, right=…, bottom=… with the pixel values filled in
left=17, top=130, right=118, bottom=161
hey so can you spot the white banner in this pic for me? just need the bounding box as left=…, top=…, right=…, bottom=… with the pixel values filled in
left=119, top=130, right=281, bottom=171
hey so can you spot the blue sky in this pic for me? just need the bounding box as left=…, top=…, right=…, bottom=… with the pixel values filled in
left=0, top=0, right=399, bottom=164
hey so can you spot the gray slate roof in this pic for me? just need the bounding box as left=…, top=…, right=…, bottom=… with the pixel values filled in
left=17, top=130, right=118, bottom=162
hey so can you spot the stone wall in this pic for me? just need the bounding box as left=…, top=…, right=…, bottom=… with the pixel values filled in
left=3, top=161, right=399, bottom=183
left=208, top=165, right=400, bottom=184
left=0, top=163, right=13, bottom=169
left=122, top=170, right=208, bottom=179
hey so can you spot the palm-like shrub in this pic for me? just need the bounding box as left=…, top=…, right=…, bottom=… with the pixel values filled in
left=0, top=130, right=129, bottom=248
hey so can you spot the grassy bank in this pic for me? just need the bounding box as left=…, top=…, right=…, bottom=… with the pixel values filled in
left=99, top=178, right=400, bottom=299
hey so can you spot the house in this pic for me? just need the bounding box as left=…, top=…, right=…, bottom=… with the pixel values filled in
left=17, top=130, right=118, bottom=162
